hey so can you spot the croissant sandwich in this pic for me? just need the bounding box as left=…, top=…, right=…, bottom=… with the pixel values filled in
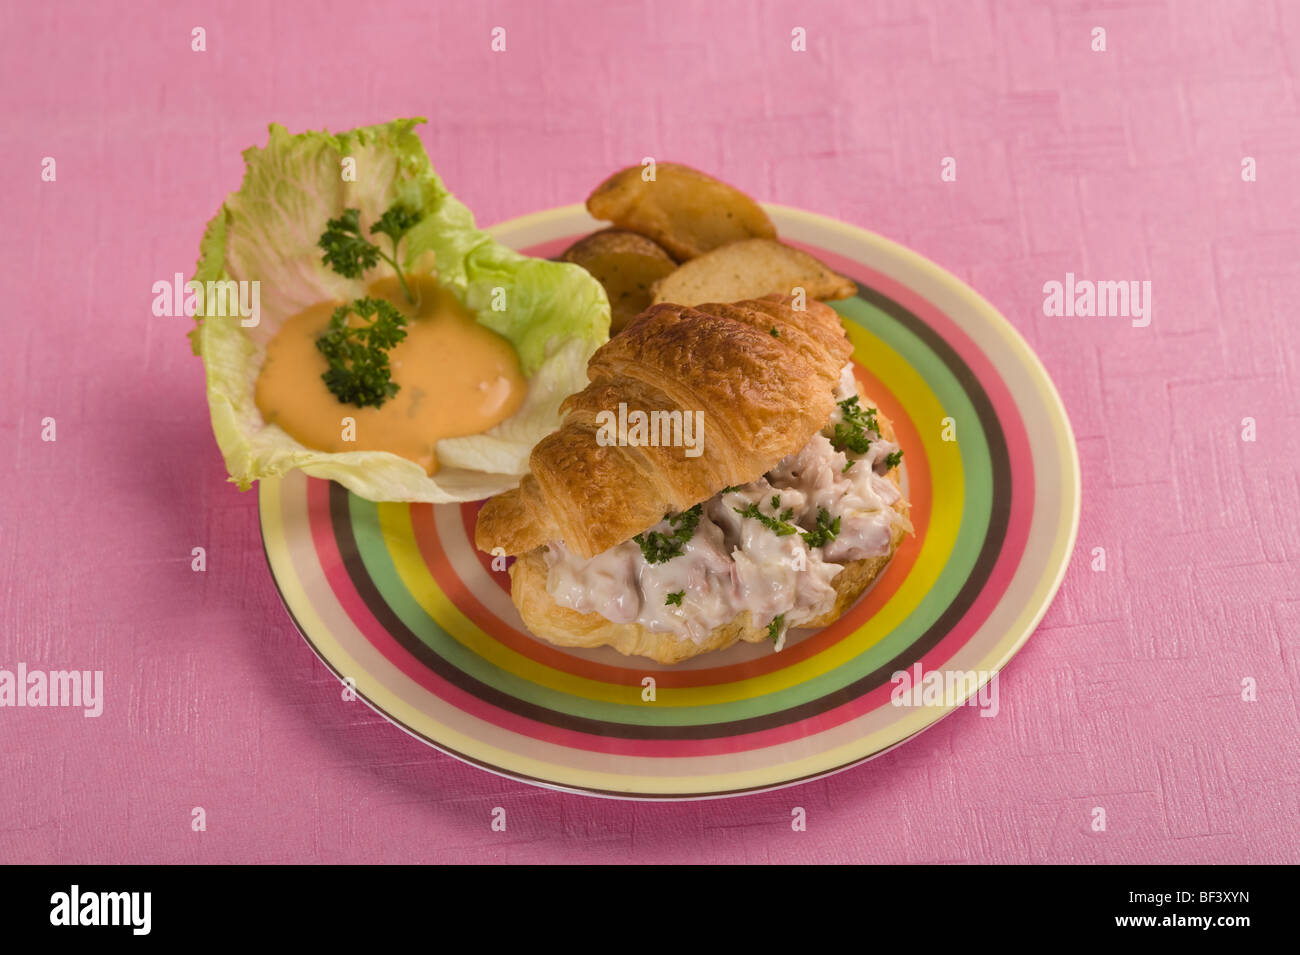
left=475, top=295, right=913, bottom=664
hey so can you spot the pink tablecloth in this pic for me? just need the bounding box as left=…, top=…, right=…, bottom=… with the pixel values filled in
left=2, top=0, right=1297, bottom=864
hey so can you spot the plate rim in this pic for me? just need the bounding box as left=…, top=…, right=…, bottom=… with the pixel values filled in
left=257, top=201, right=1083, bottom=800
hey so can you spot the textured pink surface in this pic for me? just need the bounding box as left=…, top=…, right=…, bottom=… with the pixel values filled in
left=2, top=0, right=1298, bottom=864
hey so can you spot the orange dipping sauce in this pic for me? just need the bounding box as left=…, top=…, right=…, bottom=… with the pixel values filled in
left=255, top=274, right=526, bottom=474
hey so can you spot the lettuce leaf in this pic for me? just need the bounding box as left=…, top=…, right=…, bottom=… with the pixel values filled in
left=189, top=118, right=609, bottom=502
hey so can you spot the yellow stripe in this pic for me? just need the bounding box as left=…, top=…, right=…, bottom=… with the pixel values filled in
left=265, top=475, right=956, bottom=795
left=776, top=204, right=1081, bottom=714
left=379, top=503, right=639, bottom=703
left=777, top=203, right=1081, bottom=622
left=378, top=322, right=964, bottom=705
left=263, top=480, right=956, bottom=795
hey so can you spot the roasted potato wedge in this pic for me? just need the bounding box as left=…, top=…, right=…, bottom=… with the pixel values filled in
left=585, top=163, right=777, bottom=260
left=650, top=238, right=856, bottom=307
left=562, top=228, right=676, bottom=262
left=561, top=228, right=678, bottom=333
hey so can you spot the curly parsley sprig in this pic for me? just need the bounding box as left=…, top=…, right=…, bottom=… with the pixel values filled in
left=800, top=507, right=841, bottom=548
left=634, top=505, right=703, bottom=564
left=318, top=204, right=423, bottom=304
left=314, top=202, right=425, bottom=406
left=315, top=297, right=409, bottom=408
left=830, top=395, right=881, bottom=455
left=766, top=614, right=786, bottom=643
left=733, top=496, right=798, bottom=536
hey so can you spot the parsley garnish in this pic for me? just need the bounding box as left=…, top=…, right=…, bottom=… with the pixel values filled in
left=766, top=614, right=786, bottom=643
left=318, top=208, right=379, bottom=278
left=733, top=498, right=797, bottom=536
left=720, top=485, right=742, bottom=494
left=318, top=203, right=423, bottom=304
left=370, top=204, right=423, bottom=249
left=800, top=508, right=841, bottom=548
left=634, top=505, right=703, bottom=564
left=314, top=201, right=426, bottom=406
left=830, top=395, right=881, bottom=455
left=884, top=449, right=904, bottom=470
left=770, top=326, right=780, bottom=337
left=665, top=591, right=684, bottom=606
left=315, top=297, right=409, bottom=407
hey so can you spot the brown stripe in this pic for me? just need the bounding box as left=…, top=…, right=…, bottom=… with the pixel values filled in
left=324, top=281, right=1013, bottom=741
left=265, top=518, right=929, bottom=798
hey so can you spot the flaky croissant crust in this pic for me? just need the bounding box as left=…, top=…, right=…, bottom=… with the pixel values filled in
left=475, top=295, right=853, bottom=559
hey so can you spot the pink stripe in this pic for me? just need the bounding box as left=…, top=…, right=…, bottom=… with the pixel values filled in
left=301, top=249, right=1038, bottom=758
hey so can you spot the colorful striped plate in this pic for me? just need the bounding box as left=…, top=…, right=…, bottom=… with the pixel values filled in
left=258, top=203, right=1080, bottom=799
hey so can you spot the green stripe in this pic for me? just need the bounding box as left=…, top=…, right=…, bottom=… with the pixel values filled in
left=816, top=298, right=993, bottom=680
left=345, top=295, right=995, bottom=725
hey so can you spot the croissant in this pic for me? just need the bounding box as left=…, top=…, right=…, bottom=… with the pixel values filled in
left=475, top=295, right=912, bottom=663
left=476, top=296, right=853, bottom=559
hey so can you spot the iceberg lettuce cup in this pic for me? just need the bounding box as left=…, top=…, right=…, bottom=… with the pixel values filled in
left=189, top=118, right=610, bottom=502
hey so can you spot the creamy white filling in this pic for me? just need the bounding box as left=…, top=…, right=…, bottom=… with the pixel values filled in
left=543, top=364, right=906, bottom=646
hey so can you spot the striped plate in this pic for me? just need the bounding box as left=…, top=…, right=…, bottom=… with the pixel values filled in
left=259, top=203, right=1080, bottom=799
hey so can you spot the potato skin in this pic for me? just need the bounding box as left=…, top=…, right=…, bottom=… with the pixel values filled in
left=585, top=163, right=777, bottom=260
left=650, top=238, right=857, bottom=307
left=560, top=228, right=678, bottom=333
left=561, top=227, right=676, bottom=263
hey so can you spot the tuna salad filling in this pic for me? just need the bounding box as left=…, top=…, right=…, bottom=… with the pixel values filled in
left=543, top=364, right=909, bottom=649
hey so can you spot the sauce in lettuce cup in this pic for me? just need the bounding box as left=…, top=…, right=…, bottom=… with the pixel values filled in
left=188, top=118, right=610, bottom=503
